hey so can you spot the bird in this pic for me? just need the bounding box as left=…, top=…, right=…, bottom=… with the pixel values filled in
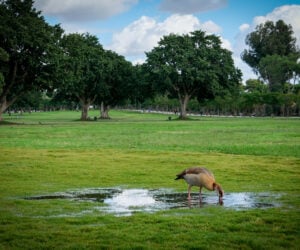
left=175, top=167, right=224, bottom=200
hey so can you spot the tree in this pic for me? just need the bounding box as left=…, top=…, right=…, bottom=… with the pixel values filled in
left=259, top=54, right=298, bottom=92
left=146, top=31, right=242, bottom=119
left=241, top=20, right=299, bottom=92
left=0, top=0, right=63, bottom=121
left=9, top=89, right=44, bottom=111
left=94, top=50, right=134, bottom=119
left=244, top=79, right=268, bottom=93
left=128, top=64, right=155, bottom=109
left=59, top=33, right=105, bottom=120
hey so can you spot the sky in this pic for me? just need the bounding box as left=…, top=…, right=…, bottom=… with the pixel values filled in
left=33, top=0, right=300, bottom=82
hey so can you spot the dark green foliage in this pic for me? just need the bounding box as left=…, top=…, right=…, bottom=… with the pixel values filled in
left=242, top=20, right=297, bottom=70
left=55, top=35, right=139, bottom=120
left=58, top=33, right=105, bottom=120
left=0, top=0, right=63, bottom=120
left=0, top=47, right=9, bottom=91
left=244, top=79, right=268, bottom=94
left=259, top=54, right=298, bottom=92
left=95, top=50, right=135, bottom=119
left=241, top=20, right=299, bottom=92
left=129, top=64, right=156, bottom=106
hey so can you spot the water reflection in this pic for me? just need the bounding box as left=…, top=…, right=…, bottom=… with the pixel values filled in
left=152, top=191, right=223, bottom=209
left=25, top=188, right=281, bottom=216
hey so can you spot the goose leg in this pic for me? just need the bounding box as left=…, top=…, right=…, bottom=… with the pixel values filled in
left=187, top=185, right=192, bottom=199
left=199, top=187, right=202, bottom=200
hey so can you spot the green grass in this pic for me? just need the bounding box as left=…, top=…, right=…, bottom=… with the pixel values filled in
left=0, top=110, right=300, bottom=249
left=1, top=110, right=299, bottom=157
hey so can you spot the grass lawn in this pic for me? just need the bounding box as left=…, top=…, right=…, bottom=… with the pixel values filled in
left=0, top=110, right=299, bottom=249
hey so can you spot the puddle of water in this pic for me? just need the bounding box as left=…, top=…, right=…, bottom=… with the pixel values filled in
left=25, top=188, right=281, bottom=216
left=26, top=188, right=121, bottom=202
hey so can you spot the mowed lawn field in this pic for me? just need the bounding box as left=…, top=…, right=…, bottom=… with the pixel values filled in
left=0, top=110, right=299, bottom=249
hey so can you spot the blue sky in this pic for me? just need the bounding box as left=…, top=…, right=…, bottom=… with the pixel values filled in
left=34, top=0, right=300, bottom=82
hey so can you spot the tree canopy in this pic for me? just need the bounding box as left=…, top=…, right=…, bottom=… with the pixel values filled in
left=146, top=30, right=242, bottom=119
left=0, top=0, right=63, bottom=120
left=96, top=50, right=134, bottom=119
left=241, top=20, right=299, bottom=92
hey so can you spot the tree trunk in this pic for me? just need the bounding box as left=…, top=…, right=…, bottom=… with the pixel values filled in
left=179, top=94, right=190, bottom=120
left=0, top=96, right=17, bottom=121
left=0, top=102, right=7, bottom=121
left=99, top=102, right=110, bottom=119
left=81, top=102, right=90, bottom=121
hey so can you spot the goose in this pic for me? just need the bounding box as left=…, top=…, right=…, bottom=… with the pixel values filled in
left=175, top=167, right=224, bottom=200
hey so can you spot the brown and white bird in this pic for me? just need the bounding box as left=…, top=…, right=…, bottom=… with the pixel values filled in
left=175, top=167, right=224, bottom=200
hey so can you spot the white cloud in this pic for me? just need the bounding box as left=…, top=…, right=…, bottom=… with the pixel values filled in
left=159, top=0, right=227, bottom=14
left=233, top=5, right=300, bottom=82
left=220, top=37, right=232, bottom=51
left=108, top=16, right=156, bottom=56
left=253, top=5, right=300, bottom=46
left=34, top=0, right=138, bottom=22
left=202, top=20, right=223, bottom=34
left=108, top=14, right=223, bottom=57
left=239, top=23, right=250, bottom=32
left=132, top=58, right=146, bottom=65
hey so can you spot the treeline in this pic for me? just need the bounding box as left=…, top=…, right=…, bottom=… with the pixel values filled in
left=1, top=0, right=299, bottom=121
left=9, top=85, right=300, bottom=117
left=139, top=91, right=300, bottom=117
